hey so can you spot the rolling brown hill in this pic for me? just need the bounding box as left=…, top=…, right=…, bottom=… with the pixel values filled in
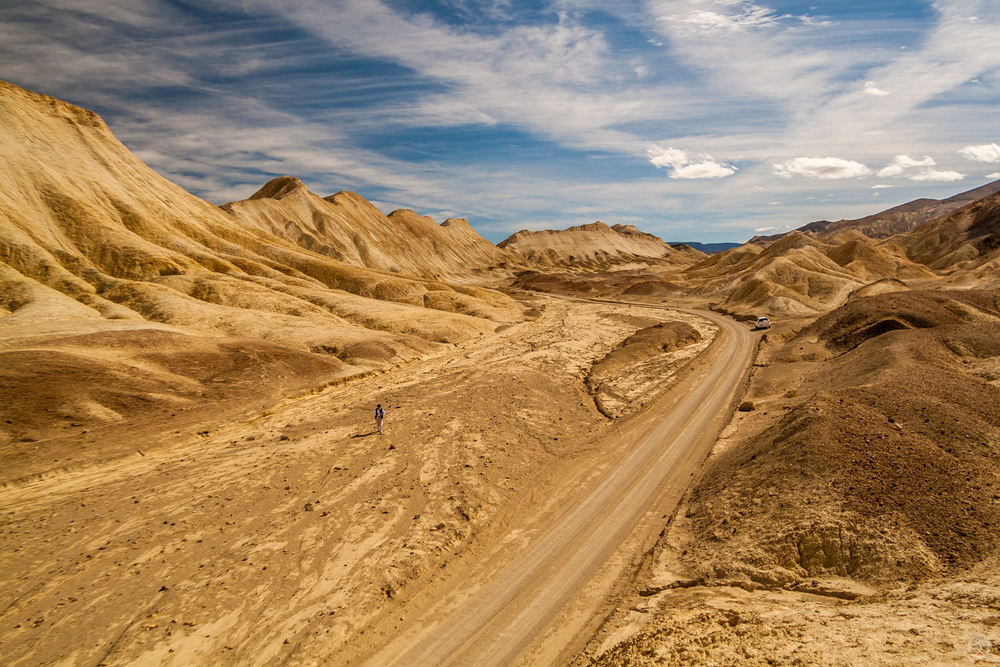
left=222, top=177, right=519, bottom=280
left=886, top=190, right=1000, bottom=285
left=583, top=288, right=1000, bottom=663
left=702, top=188, right=998, bottom=318
left=679, top=231, right=936, bottom=319
left=498, top=221, right=701, bottom=269
left=0, top=80, right=521, bottom=466
left=750, top=179, right=1000, bottom=245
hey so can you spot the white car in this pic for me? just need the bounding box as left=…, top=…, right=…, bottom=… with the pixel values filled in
left=755, top=315, right=771, bottom=330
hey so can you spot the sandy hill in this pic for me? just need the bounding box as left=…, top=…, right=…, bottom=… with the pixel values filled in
left=222, top=177, right=518, bottom=280
left=710, top=190, right=999, bottom=319
left=681, top=288, right=1000, bottom=585
left=587, top=287, right=1000, bottom=663
left=750, top=179, right=1000, bottom=245
left=0, top=80, right=521, bottom=464
left=885, top=190, right=1000, bottom=286
left=498, top=221, right=700, bottom=269
left=679, top=231, right=935, bottom=319
left=504, top=192, right=986, bottom=320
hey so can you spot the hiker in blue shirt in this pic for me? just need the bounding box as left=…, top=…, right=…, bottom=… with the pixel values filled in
left=375, top=403, right=385, bottom=435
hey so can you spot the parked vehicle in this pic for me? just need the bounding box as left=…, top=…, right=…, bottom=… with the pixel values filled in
left=755, top=315, right=771, bottom=330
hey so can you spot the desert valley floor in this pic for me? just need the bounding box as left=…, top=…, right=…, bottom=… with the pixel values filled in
left=2, top=81, right=1000, bottom=665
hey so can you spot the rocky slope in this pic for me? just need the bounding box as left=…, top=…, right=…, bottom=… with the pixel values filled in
left=222, top=177, right=519, bottom=280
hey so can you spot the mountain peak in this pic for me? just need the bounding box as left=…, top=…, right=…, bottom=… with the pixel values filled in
left=248, top=176, right=306, bottom=200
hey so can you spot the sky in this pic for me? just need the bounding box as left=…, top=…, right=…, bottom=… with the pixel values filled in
left=1, top=0, right=999, bottom=243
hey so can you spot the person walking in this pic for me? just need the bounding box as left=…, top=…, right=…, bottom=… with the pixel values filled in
left=374, top=403, right=385, bottom=435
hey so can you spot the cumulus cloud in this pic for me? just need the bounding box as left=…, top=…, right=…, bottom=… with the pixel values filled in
left=909, top=169, right=964, bottom=182
left=871, top=184, right=893, bottom=189
left=878, top=154, right=964, bottom=182
left=987, top=172, right=1000, bottom=179
left=646, top=144, right=736, bottom=179
left=878, top=154, right=935, bottom=177
left=863, top=81, right=889, bottom=96
left=959, top=143, right=1000, bottom=163
left=773, top=157, right=871, bottom=179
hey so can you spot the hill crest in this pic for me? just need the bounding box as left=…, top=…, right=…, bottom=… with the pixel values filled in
left=498, top=221, right=701, bottom=270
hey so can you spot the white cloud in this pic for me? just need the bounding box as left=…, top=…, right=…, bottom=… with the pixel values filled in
left=959, top=143, right=1000, bottom=163
left=755, top=225, right=778, bottom=232
left=908, top=169, right=965, bottom=182
left=878, top=154, right=935, bottom=177
left=987, top=172, right=1000, bottom=179
left=863, top=81, right=889, bottom=96
left=645, top=144, right=736, bottom=179
left=673, top=162, right=738, bottom=179
left=871, top=184, right=894, bottom=189
left=773, top=157, right=871, bottom=179
left=878, top=154, right=964, bottom=182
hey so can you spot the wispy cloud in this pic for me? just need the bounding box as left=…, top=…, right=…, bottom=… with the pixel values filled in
left=0, top=0, right=998, bottom=244
left=658, top=1, right=789, bottom=35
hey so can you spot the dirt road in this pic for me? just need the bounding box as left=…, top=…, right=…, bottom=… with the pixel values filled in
left=0, top=297, right=718, bottom=665
left=366, top=308, right=754, bottom=665
left=0, top=299, right=751, bottom=665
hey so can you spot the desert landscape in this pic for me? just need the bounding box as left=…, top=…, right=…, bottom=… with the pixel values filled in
left=2, top=49, right=1000, bottom=667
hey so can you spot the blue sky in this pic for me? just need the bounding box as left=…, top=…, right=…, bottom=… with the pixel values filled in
left=1, top=0, right=998, bottom=243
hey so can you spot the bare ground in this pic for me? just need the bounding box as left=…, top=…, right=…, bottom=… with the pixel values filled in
left=0, top=296, right=717, bottom=665
left=577, top=290, right=1000, bottom=665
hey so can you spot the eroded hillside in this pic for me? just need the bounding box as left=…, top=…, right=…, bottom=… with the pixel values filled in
left=580, top=288, right=1000, bottom=664
left=222, top=177, right=520, bottom=280
left=0, top=80, right=520, bottom=463
left=499, top=221, right=703, bottom=270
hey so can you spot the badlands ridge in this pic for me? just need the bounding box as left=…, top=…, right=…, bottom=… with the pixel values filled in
left=1, top=80, right=999, bottom=665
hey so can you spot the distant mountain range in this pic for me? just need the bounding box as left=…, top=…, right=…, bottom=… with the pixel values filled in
left=749, top=179, right=1000, bottom=245
left=668, top=242, right=741, bottom=254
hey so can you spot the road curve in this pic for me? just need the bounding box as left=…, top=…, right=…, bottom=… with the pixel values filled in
left=371, top=308, right=754, bottom=666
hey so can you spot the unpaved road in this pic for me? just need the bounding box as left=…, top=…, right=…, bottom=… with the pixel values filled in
left=0, top=297, right=727, bottom=666
left=365, top=308, right=754, bottom=665
left=0, top=299, right=751, bottom=665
